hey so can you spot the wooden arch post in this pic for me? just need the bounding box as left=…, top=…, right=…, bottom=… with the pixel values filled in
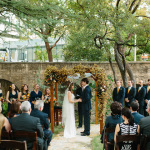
left=95, top=80, right=98, bottom=124
left=50, top=85, right=54, bottom=133
left=55, top=82, right=58, bottom=101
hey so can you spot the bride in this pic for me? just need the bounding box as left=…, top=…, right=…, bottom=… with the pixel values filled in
left=62, top=82, right=81, bottom=138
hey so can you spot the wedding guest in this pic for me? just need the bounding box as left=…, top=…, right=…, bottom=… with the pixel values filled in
left=135, top=80, right=146, bottom=115
left=30, top=84, right=43, bottom=110
left=101, top=102, right=123, bottom=150
left=6, top=83, right=19, bottom=112
left=31, top=100, right=53, bottom=148
left=130, top=101, right=144, bottom=124
left=18, top=84, right=30, bottom=102
left=114, top=107, right=140, bottom=150
left=0, top=101, right=11, bottom=139
left=139, top=100, right=150, bottom=150
left=144, top=79, right=150, bottom=116
left=76, top=82, right=83, bottom=128
left=43, top=88, right=51, bottom=119
left=11, top=101, right=44, bottom=150
left=113, top=80, right=125, bottom=106
left=125, top=80, right=136, bottom=108
left=8, top=101, right=21, bottom=123
left=0, top=83, right=3, bottom=97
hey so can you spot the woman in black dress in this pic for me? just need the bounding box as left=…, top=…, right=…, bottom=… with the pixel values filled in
left=30, top=84, right=43, bottom=110
left=114, top=107, right=140, bottom=150
left=18, top=84, right=30, bottom=102
left=6, top=83, right=19, bottom=112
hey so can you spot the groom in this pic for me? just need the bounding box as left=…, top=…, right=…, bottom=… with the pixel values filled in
left=80, top=78, right=92, bottom=136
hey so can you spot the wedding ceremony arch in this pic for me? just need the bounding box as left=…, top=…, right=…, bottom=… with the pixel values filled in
left=44, top=64, right=109, bottom=133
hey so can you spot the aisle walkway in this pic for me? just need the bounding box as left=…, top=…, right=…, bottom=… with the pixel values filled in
left=49, top=124, right=100, bottom=150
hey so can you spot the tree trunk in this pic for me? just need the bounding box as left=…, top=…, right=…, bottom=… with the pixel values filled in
left=45, top=41, right=53, bottom=62
left=114, top=43, right=128, bottom=87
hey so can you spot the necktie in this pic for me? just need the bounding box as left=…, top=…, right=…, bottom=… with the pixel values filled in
left=147, top=86, right=149, bottom=94
left=117, top=88, right=119, bottom=94
left=138, top=87, right=140, bottom=93
left=128, top=87, right=130, bottom=94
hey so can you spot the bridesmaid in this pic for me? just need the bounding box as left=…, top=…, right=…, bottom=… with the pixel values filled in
left=0, top=83, right=2, bottom=98
left=43, top=88, right=51, bottom=119
left=30, top=84, right=43, bottom=110
left=6, top=83, right=19, bottom=112
left=18, top=84, right=30, bottom=102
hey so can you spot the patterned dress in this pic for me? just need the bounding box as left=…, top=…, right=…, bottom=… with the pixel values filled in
left=119, top=122, right=138, bottom=150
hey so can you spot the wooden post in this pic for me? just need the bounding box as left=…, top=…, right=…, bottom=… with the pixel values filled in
left=50, top=86, right=54, bottom=133
left=100, top=115, right=103, bottom=134
left=55, top=82, right=58, bottom=101
left=95, top=81, right=98, bottom=124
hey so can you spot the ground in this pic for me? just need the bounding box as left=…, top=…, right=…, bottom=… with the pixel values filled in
left=49, top=124, right=102, bottom=150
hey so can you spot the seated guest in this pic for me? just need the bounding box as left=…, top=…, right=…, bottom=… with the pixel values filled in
left=101, top=102, right=123, bottom=150
left=0, top=101, right=11, bottom=139
left=11, top=101, right=44, bottom=150
left=139, top=100, right=150, bottom=150
left=31, top=100, right=53, bottom=148
left=130, top=101, right=144, bottom=124
left=8, top=101, right=21, bottom=123
left=115, top=107, right=140, bottom=150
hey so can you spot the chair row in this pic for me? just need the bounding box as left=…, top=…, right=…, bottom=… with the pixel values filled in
left=103, top=127, right=150, bottom=150
left=1, top=130, right=38, bottom=150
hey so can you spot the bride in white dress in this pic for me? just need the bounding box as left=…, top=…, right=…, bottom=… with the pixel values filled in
left=62, top=82, right=81, bottom=138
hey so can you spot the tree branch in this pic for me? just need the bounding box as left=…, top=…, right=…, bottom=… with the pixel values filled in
left=129, top=0, right=137, bottom=11
left=125, top=47, right=132, bottom=57
left=132, top=0, right=141, bottom=14
left=116, top=0, right=121, bottom=8
left=135, top=15, right=150, bottom=19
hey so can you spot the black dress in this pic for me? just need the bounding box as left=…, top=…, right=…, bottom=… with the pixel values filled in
left=43, top=95, right=51, bottom=117
left=30, top=91, right=42, bottom=110
left=8, top=91, right=18, bottom=111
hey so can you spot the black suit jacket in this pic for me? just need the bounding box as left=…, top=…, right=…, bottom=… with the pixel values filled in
left=113, top=87, right=125, bottom=106
left=76, top=87, right=83, bottom=109
left=139, top=116, right=150, bottom=150
left=144, top=86, right=150, bottom=100
left=31, top=109, right=50, bottom=131
left=125, top=87, right=136, bottom=107
left=82, top=85, right=92, bottom=111
left=135, top=87, right=146, bottom=106
left=11, top=113, right=43, bottom=149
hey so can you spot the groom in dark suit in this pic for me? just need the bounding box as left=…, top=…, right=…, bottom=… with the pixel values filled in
left=80, top=78, right=92, bottom=136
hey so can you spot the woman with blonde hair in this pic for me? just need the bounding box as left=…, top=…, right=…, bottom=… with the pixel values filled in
left=0, top=101, right=11, bottom=139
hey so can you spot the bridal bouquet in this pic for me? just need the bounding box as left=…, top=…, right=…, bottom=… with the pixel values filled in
left=0, top=97, right=4, bottom=103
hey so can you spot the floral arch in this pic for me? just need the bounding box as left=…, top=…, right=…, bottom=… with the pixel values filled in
left=44, top=64, right=109, bottom=133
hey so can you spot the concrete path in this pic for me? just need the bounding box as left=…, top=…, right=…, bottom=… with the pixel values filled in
left=49, top=124, right=100, bottom=150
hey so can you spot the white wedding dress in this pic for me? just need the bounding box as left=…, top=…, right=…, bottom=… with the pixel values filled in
left=62, top=90, right=76, bottom=138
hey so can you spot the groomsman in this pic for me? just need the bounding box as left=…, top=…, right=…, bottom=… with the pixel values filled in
left=125, top=80, right=136, bottom=108
left=113, top=80, right=125, bottom=106
left=144, top=79, right=150, bottom=116
left=76, top=82, right=83, bottom=128
left=135, top=80, right=146, bottom=115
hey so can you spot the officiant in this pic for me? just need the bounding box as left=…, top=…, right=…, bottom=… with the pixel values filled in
left=76, top=82, right=83, bottom=128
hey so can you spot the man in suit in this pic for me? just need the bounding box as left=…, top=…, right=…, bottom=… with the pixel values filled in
left=80, top=78, right=92, bottom=136
left=31, top=100, right=53, bottom=148
left=135, top=80, right=146, bottom=115
left=144, top=79, right=150, bottom=116
left=76, top=82, right=83, bottom=128
left=139, top=100, right=150, bottom=150
left=11, top=101, right=44, bottom=150
left=125, top=80, right=136, bottom=108
left=113, top=80, right=125, bottom=106
left=130, top=101, right=144, bottom=124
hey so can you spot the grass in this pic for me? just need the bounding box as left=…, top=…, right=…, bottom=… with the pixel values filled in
left=91, top=135, right=103, bottom=150
left=50, top=124, right=64, bottom=138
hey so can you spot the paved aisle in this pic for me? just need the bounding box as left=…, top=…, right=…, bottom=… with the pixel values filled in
left=49, top=124, right=100, bottom=150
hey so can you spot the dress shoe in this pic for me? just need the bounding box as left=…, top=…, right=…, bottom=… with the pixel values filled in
left=81, top=133, right=90, bottom=136
left=80, top=131, right=85, bottom=133
left=77, top=126, right=82, bottom=129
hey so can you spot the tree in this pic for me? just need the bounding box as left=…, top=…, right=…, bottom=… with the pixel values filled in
left=66, top=0, right=150, bottom=87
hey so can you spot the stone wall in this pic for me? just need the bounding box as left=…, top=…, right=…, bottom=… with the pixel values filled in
left=0, top=61, right=150, bottom=97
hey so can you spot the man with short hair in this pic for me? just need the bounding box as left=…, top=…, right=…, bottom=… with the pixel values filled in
left=31, top=100, right=53, bottom=148
left=113, top=80, right=125, bottom=106
left=144, top=79, right=150, bottom=116
left=11, top=101, right=44, bottom=150
left=130, top=101, right=144, bottom=124
left=125, top=80, right=136, bottom=108
left=139, top=101, right=150, bottom=150
left=135, top=80, right=146, bottom=115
